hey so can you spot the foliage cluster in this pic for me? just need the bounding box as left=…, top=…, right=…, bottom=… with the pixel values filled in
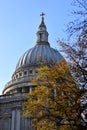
left=23, top=61, right=85, bottom=130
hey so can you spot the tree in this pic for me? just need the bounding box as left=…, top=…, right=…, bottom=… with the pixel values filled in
left=60, top=30, right=87, bottom=88
left=62, top=0, right=87, bottom=87
left=59, top=28, right=87, bottom=129
left=23, top=61, right=85, bottom=130
left=61, top=0, right=87, bottom=127
left=67, top=0, right=87, bottom=38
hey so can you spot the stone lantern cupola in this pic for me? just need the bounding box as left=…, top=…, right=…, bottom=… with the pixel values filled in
left=36, top=13, right=49, bottom=46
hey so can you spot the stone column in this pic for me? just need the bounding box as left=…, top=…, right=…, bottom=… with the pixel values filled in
left=22, top=88, right=26, bottom=93
left=6, top=117, right=11, bottom=130
left=11, top=110, right=15, bottom=130
left=15, top=109, right=21, bottom=130
left=25, top=118, right=30, bottom=130
left=30, top=87, right=32, bottom=93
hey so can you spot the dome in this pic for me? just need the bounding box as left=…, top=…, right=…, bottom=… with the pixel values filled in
left=16, top=44, right=63, bottom=70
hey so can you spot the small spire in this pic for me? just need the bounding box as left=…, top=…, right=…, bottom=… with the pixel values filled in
left=40, top=12, right=45, bottom=25
left=39, top=12, right=46, bottom=29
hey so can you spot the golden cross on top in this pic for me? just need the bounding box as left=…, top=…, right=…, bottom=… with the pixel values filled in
left=40, top=12, right=45, bottom=18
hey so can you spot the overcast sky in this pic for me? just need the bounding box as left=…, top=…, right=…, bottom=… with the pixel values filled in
left=0, top=0, right=74, bottom=94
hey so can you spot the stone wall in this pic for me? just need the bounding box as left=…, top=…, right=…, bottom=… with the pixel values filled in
left=0, top=94, right=33, bottom=130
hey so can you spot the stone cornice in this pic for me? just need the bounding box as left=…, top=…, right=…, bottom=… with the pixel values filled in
left=0, top=94, right=27, bottom=104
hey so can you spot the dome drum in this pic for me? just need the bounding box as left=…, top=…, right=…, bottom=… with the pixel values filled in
left=12, top=66, right=37, bottom=80
left=3, top=77, right=36, bottom=94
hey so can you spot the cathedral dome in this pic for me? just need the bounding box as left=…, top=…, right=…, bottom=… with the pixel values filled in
left=3, top=13, right=64, bottom=95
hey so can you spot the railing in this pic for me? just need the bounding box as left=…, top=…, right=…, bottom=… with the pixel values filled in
left=4, top=75, right=36, bottom=89
left=0, top=93, right=22, bottom=99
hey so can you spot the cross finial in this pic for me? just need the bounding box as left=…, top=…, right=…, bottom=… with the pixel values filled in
left=40, top=12, right=45, bottom=18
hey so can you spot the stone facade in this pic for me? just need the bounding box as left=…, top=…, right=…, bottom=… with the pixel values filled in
left=0, top=94, right=33, bottom=130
